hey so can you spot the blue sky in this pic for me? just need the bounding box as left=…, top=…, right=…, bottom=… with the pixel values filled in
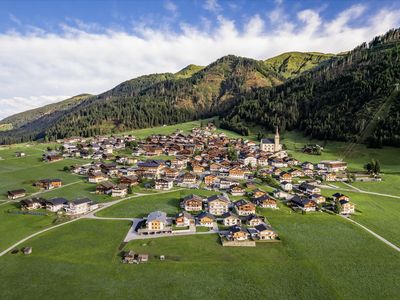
left=1, top=0, right=400, bottom=119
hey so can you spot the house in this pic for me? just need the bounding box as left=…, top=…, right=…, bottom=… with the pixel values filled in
left=111, top=184, right=128, bottom=197
left=164, top=167, right=179, bottom=179
left=298, top=182, right=321, bottom=194
left=338, top=200, right=355, bottom=214
left=7, top=189, right=26, bottom=200
left=88, top=172, right=108, bottom=183
left=323, top=173, right=337, bottom=182
left=253, top=195, right=278, bottom=209
left=309, top=194, right=326, bottom=204
left=35, top=179, right=63, bottom=190
left=15, top=151, right=26, bottom=157
left=120, top=175, right=139, bottom=187
left=302, top=162, right=314, bottom=170
left=254, top=223, right=278, bottom=240
left=20, top=197, right=45, bottom=210
left=196, top=211, right=215, bottom=227
left=279, top=172, right=292, bottom=183
left=145, top=211, right=168, bottom=231
left=280, top=181, right=293, bottom=191
left=96, top=181, right=115, bottom=194
left=204, top=174, right=218, bottom=186
left=207, top=195, right=230, bottom=215
left=228, top=168, right=246, bottom=180
left=289, top=169, right=304, bottom=178
left=221, top=212, right=241, bottom=226
left=318, top=160, right=347, bottom=172
left=181, top=194, right=203, bottom=212
left=181, top=172, right=197, bottom=185
left=229, top=186, right=245, bottom=196
left=252, top=189, right=266, bottom=199
left=175, top=211, right=195, bottom=227
left=332, top=193, right=350, bottom=202
left=219, top=178, right=239, bottom=190
left=65, top=198, right=98, bottom=215
left=244, top=214, right=265, bottom=226
left=227, top=226, right=249, bottom=241
left=45, top=198, right=68, bottom=212
left=290, top=196, right=317, bottom=212
left=155, top=178, right=173, bottom=190
left=192, top=165, right=205, bottom=174
left=244, top=156, right=257, bottom=167
left=234, top=199, right=256, bottom=216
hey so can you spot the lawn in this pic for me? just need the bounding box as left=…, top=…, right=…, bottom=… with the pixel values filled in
left=96, top=189, right=216, bottom=218
left=349, top=173, right=400, bottom=196
left=321, top=188, right=400, bottom=247
left=0, top=203, right=56, bottom=252
left=0, top=213, right=399, bottom=299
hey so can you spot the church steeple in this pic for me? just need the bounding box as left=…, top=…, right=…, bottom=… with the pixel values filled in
left=274, top=126, right=280, bottom=152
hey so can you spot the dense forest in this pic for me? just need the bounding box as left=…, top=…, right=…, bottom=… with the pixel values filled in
left=1, top=28, right=399, bottom=146
left=221, top=28, right=400, bottom=147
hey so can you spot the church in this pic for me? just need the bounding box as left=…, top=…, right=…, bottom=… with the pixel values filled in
left=260, top=127, right=282, bottom=152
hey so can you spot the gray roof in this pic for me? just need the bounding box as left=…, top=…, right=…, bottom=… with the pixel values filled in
left=147, top=211, right=167, bottom=223
left=261, top=138, right=274, bottom=144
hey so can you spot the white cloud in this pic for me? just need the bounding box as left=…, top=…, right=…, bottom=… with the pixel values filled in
left=203, top=0, right=221, bottom=14
left=0, top=6, right=399, bottom=120
left=164, top=0, right=178, bottom=13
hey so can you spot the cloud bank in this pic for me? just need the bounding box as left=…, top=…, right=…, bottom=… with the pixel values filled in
left=0, top=4, right=400, bottom=120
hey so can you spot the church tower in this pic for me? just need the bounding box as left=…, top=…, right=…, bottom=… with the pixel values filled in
left=274, top=126, right=281, bottom=152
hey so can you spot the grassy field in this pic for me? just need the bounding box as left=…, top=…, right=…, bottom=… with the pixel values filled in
left=321, top=188, right=400, bottom=247
left=96, top=189, right=216, bottom=218
left=0, top=203, right=56, bottom=252
left=0, top=212, right=399, bottom=299
left=349, top=174, right=400, bottom=196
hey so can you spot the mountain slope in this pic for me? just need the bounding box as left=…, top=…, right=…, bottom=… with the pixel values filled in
left=221, top=28, right=400, bottom=147
left=0, top=45, right=365, bottom=144
left=264, top=52, right=335, bottom=79
left=0, top=94, right=92, bottom=130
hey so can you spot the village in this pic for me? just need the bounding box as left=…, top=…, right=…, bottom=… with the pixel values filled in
left=4, top=122, right=365, bottom=257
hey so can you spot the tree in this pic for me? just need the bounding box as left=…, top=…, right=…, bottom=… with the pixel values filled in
left=227, top=146, right=238, bottom=161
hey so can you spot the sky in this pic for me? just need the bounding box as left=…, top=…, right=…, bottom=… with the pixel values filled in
left=1, top=0, right=400, bottom=120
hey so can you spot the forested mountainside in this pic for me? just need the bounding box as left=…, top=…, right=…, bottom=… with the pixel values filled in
left=1, top=52, right=317, bottom=143
left=0, top=94, right=91, bottom=130
left=221, top=28, right=400, bottom=147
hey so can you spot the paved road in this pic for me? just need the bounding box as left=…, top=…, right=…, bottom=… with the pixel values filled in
left=318, top=184, right=400, bottom=199
left=0, top=188, right=184, bottom=257
left=340, top=215, right=400, bottom=253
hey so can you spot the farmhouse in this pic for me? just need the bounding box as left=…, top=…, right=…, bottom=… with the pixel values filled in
left=228, top=168, right=246, bottom=180
left=35, top=179, right=63, bottom=190
left=252, top=188, right=266, bottom=199
left=119, top=175, right=139, bottom=186
left=309, top=194, right=326, bottom=204
left=96, top=181, right=115, bottom=194
left=204, top=174, right=218, bottom=186
left=181, top=194, right=203, bottom=211
left=245, top=214, right=265, bottom=226
left=164, top=167, right=179, bottom=179
left=338, top=200, right=355, bottom=215
left=7, top=189, right=26, bottom=200
left=20, top=197, right=45, bottom=210
left=280, top=181, right=293, bottom=191
left=229, top=186, right=245, bottom=196
left=88, top=172, right=108, bottom=183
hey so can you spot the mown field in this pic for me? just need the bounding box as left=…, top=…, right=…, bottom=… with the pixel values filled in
left=0, top=210, right=399, bottom=299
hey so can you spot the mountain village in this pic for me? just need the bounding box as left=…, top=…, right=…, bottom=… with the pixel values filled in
left=6, top=123, right=364, bottom=251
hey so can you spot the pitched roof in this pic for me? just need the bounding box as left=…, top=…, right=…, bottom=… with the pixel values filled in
left=147, top=211, right=167, bottom=223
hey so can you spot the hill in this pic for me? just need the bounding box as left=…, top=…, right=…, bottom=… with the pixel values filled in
left=221, top=28, right=400, bottom=147
left=0, top=94, right=92, bottom=130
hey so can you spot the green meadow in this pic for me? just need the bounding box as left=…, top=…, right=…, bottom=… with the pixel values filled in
left=0, top=211, right=399, bottom=299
